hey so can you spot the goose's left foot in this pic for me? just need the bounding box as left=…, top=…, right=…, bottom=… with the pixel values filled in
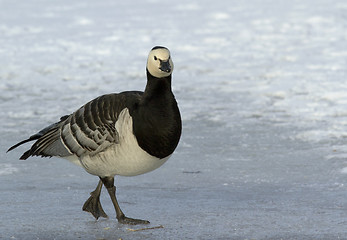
left=83, top=180, right=108, bottom=219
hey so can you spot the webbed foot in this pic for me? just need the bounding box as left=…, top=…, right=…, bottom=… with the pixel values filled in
left=82, top=180, right=108, bottom=219
left=118, top=215, right=150, bottom=225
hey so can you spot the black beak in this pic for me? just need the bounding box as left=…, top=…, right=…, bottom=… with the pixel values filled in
left=159, top=60, right=171, bottom=73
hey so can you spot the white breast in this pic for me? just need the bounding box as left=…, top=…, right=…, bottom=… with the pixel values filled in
left=66, top=108, right=170, bottom=177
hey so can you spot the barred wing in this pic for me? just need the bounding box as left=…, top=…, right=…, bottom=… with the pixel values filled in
left=8, top=93, right=137, bottom=160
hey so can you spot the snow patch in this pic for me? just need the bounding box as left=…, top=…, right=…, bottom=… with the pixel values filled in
left=175, top=3, right=200, bottom=11
left=74, top=17, right=94, bottom=26
left=0, top=164, right=19, bottom=176
left=210, top=12, right=230, bottom=20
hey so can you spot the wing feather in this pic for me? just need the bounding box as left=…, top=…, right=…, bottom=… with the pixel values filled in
left=8, top=93, right=133, bottom=160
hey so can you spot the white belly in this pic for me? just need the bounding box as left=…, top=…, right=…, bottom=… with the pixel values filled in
left=65, top=108, right=171, bottom=177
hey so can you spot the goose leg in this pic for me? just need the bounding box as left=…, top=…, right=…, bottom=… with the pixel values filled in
left=100, top=176, right=150, bottom=225
left=82, top=179, right=108, bottom=219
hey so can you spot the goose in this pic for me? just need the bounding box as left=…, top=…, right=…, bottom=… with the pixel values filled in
left=7, top=46, right=182, bottom=225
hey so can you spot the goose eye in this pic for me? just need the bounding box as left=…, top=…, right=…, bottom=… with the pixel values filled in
left=154, top=56, right=157, bottom=61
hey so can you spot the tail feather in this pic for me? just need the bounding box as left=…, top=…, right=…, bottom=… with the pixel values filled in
left=7, top=134, right=41, bottom=153
left=30, top=129, right=60, bottom=156
left=7, top=115, right=71, bottom=160
left=20, top=149, right=34, bottom=160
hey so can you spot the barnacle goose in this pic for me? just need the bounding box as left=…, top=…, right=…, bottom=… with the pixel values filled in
left=7, top=46, right=182, bottom=225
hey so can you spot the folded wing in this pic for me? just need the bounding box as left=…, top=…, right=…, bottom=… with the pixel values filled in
left=8, top=94, right=131, bottom=160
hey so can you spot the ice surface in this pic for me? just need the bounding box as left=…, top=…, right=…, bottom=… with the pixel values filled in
left=1, top=0, right=346, bottom=239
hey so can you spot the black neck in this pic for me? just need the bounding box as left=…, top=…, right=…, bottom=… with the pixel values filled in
left=131, top=69, right=181, bottom=158
left=143, top=69, right=172, bottom=102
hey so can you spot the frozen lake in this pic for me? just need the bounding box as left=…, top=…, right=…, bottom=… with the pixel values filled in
left=1, top=0, right=346, bottom=239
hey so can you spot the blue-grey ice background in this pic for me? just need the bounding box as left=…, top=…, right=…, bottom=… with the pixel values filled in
left=1, top=0, right=346, bottom=239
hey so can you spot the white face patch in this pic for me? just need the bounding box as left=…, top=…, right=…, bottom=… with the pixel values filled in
left=147, top=47, right=174, bottom=78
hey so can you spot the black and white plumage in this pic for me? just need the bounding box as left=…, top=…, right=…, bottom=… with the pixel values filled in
left=8, top=46, right=182, bottom=225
